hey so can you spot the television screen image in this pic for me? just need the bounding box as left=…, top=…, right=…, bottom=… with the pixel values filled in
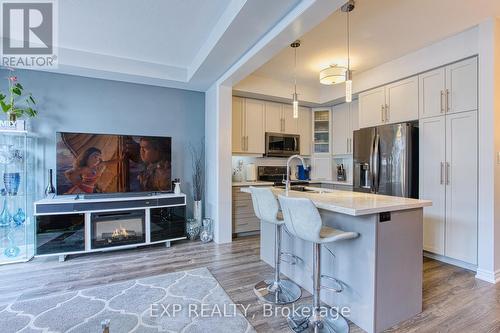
left=56, top=132, right=172, bottom=195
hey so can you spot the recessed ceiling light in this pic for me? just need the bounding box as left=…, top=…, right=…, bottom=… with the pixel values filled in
left=319, top=65, right=347, bottom=85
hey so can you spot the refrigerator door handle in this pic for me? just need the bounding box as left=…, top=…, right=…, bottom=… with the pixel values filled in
left=369, top=133, right=375, bottom=192
left=373, top=134, right=380, bottom=193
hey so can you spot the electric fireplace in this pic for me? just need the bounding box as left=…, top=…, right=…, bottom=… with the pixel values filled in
left=91, top=210, right=145, bottom=249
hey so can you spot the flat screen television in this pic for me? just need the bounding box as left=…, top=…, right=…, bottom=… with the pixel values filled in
left=56, top=132, right=172, bottom=195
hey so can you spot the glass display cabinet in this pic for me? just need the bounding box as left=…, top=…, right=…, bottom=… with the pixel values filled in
left=0, top=132, right=36, bottom=264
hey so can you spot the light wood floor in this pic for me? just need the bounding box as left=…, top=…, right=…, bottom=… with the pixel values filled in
left=1, top=236, right=499, bottom=332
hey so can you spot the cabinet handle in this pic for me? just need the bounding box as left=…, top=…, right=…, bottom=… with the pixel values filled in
left=440, top=162, right=444, bottom=184
left=385, top=104, right=389, bottom=121
left=440, top=90, right=444, bottom=113
left=246, top=136, right=249, bottom=151
left=445, top=89, right=450, bottom=113
left=241, top=136, right=244, bottom=151
left=381, top=105, right=385, bottom=122
left=446, top=162, right=450, bottom=185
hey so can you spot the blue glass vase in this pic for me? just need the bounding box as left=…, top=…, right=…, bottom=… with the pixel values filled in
left=12, top=208, right=25, bottom=226
left=0, top=196, right=10, bottom=227
left=4, top=230, right=20, bottom=258
left=3, top=172, right=20, bottom=196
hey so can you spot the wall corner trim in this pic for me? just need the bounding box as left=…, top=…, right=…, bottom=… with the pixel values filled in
left=475, top=268, right=500, bottom=284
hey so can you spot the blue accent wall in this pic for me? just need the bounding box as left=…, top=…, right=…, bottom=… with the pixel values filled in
left=0, top=70, right=205, bottom=214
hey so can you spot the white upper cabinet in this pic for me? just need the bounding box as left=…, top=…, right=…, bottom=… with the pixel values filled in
left=419, top=68, right=446, bottom=119
left=385, top=76, right=419, bottom=124
left=359, top=86, right=386, bottom=128
left=264, top=101, right=298, bottom=134
left=265, top=101, right=283, bottom=133
left=446, top=57, right=478, bottom=115
left=283, top=105, right=299, bottom=134
left=298, top=107, right=312, bottom=155
left=232, top=97, right=265, bottom=155
left=419, top=116, right=446, bottom=255
left=332, top=103, right=350, bottom=155
left=244, top=99, right=265, bottom=154
left=419, top=57, right=477, bottom=119
left=232, top=96, right=244, bottom=153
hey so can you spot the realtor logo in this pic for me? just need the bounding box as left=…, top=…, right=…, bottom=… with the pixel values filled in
left=1, top=0, right=58, bottom=68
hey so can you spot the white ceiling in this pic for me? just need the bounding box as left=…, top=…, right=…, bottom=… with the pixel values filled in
left=5, top=0, right=301, bottom=91
left=251, top=0, right=500, bottom=92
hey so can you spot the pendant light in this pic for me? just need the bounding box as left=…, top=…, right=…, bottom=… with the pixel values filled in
left=342, top=1, right=355, bottom=103
left=290, top=40, right=300, bottom=118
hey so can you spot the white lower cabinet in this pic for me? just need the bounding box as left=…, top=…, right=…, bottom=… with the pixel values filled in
left=444, top=111, right=477, bottom=264
left=420, top=110, right=477, bottom=265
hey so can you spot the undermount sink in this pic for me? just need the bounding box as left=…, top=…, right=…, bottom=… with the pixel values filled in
left=275, top=185, right=323, bottom=193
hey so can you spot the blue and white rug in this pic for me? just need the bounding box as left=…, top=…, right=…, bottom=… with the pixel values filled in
left=0, top=267, right=255, bottom=333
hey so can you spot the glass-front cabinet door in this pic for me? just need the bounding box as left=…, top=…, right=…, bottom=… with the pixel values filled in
left=0, top=132, right=36, bottom=264
left=313, top=109, right=331, bottom=153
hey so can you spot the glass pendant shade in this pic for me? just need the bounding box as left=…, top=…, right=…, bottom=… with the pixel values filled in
left=292, top=92, right=299, bottom=118
left=345, top=70, right=352, bottom=103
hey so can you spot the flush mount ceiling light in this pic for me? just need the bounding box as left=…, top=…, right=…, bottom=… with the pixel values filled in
left=342, top=0, right=355, bottom=103
left=319, top=65, right=347, bottom=85
left=290, top=40, right=301, bottom=118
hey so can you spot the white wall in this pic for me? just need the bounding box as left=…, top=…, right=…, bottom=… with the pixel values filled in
left=0, top=69, right=205, bottom=215
left=205, top=83, right=232, bottom=243
left=476, top=18, right=500, bottom=283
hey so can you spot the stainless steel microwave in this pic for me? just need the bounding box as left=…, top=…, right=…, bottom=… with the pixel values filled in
left=265, top=132, right=300, bottom=157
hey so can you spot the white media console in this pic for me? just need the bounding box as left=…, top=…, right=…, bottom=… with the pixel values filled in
left=34, top=193, right=187, bottom=261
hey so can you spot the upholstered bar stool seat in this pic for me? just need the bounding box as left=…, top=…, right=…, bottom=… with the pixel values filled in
left=278, top=195, right=359, bottom=333
left=249, top=187, right=302, bottom=304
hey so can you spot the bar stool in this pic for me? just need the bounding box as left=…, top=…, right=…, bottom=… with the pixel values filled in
left=249, top=187, right=302, bottom=304
left=278, top=195, right=359, bottom=333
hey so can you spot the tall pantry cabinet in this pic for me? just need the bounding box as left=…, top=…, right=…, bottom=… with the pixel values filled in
left=419, top=57, right=478, bottom=266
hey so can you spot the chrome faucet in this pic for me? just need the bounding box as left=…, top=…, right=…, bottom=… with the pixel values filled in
left=284, top=154, right=306, bottom=195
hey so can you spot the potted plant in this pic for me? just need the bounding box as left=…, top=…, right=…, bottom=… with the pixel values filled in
left=0, top=69, right=38, bottom=122
left=190, top=140, right=204, bottom=223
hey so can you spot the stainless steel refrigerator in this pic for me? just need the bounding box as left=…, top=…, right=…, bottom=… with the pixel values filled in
left=353, top=122, right=418, bottom=198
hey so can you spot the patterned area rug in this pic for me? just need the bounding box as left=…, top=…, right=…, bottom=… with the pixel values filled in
left=0, top=267, right=255, bottom=333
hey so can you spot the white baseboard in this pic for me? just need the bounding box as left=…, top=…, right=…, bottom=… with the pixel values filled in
left=475, top=268, right=500, bottom=284
left=423, top=251, right=477, bottom=271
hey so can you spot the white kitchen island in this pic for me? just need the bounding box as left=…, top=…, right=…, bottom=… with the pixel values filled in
left=241, top=187, right=431, bottom=333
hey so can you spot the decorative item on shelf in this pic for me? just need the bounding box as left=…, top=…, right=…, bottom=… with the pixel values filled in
left=0, top=144, right=15, bottom=164
left=190, top=139, right=204, bottom=223
left=0, top=195, right=11, bottom=227
left=3, top=172, right=20, bottom=196
left=173, top=178, right=181, bottom=195
left=12, top=208, right=26, bottom=226
left=232, top=160, right=244, bottom=182
left=200, top=218, right=214, bottom=243
left=44, top=169, right=56, bottom=197
left=0, top=69, right=38, bottom=123
left=186, top=218, right=201, bottom=240
left=4, top=229, right=20, bottom=258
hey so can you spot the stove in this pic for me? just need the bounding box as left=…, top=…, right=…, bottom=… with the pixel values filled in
left=257, top=166, right=310, bottom=186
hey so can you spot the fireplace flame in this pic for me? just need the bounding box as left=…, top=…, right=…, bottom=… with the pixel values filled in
left=112, top=225, right=129, bottom=238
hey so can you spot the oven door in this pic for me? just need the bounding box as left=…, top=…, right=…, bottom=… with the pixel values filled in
left=265, top=133, right=300, bottom=157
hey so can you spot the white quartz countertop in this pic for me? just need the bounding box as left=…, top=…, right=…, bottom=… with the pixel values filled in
left=232, top=181, right=275, bottom=187
left=241, top=186, right=431, bottom=216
